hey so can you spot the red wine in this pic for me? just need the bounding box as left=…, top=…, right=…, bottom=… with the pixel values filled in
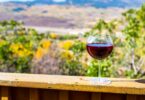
left=87, top=43, right=113, bottom=60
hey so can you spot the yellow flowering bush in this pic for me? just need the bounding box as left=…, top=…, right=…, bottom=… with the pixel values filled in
left=0, top=40, right=7, bottom=47
left=40, top=39, right=51, bottom=49
left=60, top=50, right=74, bottom=60
left=17, top=31, right=25, bottom=35
left=0, top=20, right=51, bottom=72
left=49, top=33, right=58, bottom=39
left=33, top=39, right=52, bottom=60
left=58, top=40, right=74, bottom=50
left=35, top=47, right=46, bottom=60
left=10, top=43, right=32, bottom=57
left=58, top=40, right=87, bottom=75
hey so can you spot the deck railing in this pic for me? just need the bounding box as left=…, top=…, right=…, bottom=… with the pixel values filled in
left=0, top=72, right=145, bottom=100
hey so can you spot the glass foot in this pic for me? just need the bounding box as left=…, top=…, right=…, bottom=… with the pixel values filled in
left=90, top=77, right=111, bottom=85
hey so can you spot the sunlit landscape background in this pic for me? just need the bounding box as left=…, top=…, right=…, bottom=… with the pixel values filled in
left=0, top=0, right=144, bottom=78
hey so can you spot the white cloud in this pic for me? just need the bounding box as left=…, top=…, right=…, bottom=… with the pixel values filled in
left=53, top=0, right=66, bottom=2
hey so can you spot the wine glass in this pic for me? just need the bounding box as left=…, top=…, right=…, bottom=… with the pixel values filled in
left=86, top=34, right=113, bottom=85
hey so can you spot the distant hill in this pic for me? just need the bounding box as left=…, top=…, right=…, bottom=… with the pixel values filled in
left=9, top=0, right=145, bottom=8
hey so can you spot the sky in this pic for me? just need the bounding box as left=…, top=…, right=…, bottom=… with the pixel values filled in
left=0, top=0, right=66, bottom=2
left=0, top=0, right=33, bottom=2
left=53, top=0, right=66, bottom=2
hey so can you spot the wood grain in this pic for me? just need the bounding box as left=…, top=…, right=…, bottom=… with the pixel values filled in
left=39, top=89, right=58, bottom=100
left=91, top=93, right=101, bottom=100
left=0, top=73, right=144, bottom=95
left=102, top=93, right=125, bottom=100
left=126, top=94, right=137, bottom=100
left=70, top=91, right=90, bottom=100
left=1, top=87, right=9, bottom=100
left=59, top=91, right=69, bottom=100
left=138, top=95, right=145, bottom=100
left=29, top=89, right=39, bottom=100
left=11, top=88, right=29, bottom=100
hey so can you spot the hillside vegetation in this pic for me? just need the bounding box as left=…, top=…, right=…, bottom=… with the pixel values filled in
left=0, top=4, right=144, bottom=78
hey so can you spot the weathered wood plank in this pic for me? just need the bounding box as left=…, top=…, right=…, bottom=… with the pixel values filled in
left=70, top=91, right=90, bottom=100
left=91, top=93, right=101, bottom=100
left=126, top=94, right=137, bottom=100
left=59, top=91, right=69, bottom=100
left=29, top=89, right=39, bottom=100
left=0, top=73, right=144, bottom=95
left=40, top=90, right=58, bottom=100
left=1, top=87, right=9, bottom=100
left=102, top=93, right=125, bottom=100
left=138, top=95, right=145, bottom=100
left=11, top=88, right=29, bottom=100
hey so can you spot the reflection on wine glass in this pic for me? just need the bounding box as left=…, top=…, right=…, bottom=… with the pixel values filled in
left=86, top=34, right=113, bottom=85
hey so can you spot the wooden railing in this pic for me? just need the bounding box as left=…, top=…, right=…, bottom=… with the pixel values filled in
left=0, top=73, right=145, bottom=100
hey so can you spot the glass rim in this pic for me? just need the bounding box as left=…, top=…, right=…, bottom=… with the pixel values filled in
left=87, top=34, right=113, bottom=44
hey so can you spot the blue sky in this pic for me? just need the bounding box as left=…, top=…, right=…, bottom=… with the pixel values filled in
left=53, top=0, right=66, bottom=2
left=0, top=0, right=66, bottom=2
left=0, top=0, right=34, bottom=2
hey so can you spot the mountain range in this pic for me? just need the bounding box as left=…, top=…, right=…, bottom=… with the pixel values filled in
left=10, top=0, right=145, bottom=8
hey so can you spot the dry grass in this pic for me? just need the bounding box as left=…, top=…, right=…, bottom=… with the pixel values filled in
left=0, top=3, right=125, bottom=29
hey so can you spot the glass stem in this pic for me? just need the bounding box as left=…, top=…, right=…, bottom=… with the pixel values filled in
left=98, top=60, right=101, bottom=78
